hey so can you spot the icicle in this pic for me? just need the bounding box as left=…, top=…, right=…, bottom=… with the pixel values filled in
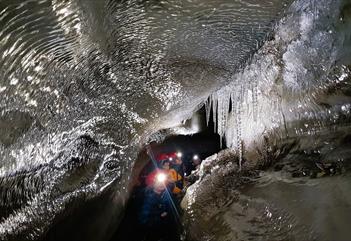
left=212, top=93, right=218, bottom=134
left=217, top=94, right=223, bottom=147
left=245, top=85, right=250, bottom=115
left=229, top=91, right=237, bottom=149
left=217, top=90, right=230, bottom=148
left=235, top=87, right=243, bottom=170
left=205, top=95, right=212, bottom=126
left=230, top=91, right=236, bottom=117
left=236, top=100, right=243, bottom=170
left=252, top=81, right=258, bottom=122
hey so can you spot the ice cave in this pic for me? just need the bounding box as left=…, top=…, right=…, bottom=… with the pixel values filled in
left=0, top=0, right=351, bottom=241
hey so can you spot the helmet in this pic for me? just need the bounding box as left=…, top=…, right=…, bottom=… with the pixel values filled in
left=156, top=153, right=169, bottom=162
left=167, top=152, right=177, bottom=161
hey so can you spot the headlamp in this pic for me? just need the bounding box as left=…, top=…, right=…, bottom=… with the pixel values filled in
left=193, top=154, right=199, bottom=160
left=155, top=172, right=167, bottom=184
left=176, top=152, right=182, bottom=158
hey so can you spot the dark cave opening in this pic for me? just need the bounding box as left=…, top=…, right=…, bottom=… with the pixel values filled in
left=110, top=105, right=225, bottom=241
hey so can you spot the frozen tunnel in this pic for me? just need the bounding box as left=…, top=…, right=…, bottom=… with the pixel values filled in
left=110, top=105, right=225, bottom=241
left=0, top=0, right=351, bottom=241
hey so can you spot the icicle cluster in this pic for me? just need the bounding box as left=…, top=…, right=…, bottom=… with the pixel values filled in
left=205, top=81, right=259, bottom=169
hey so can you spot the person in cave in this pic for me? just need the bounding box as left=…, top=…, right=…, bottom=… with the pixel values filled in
left=169, top=152, right=185, bottom=195
left=161, top=159, right=183, bottom=196
left=183, top=154, right=202, bottom=186
left=191, top=154, right=201, bottom=170
left=138, top=173, right=178, bottom=241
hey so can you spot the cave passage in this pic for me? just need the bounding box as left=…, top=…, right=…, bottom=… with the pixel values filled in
left=110, top=106, right=224, bottom=241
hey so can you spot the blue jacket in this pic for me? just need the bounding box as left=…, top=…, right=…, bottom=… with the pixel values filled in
left=139, top=187, right=174, bottom=227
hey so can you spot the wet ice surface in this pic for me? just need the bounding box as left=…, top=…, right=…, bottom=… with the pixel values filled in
left=244, top=174, right=351, bottom=241
left=0, top=0, right=350, bottom=240
left=182, top=146, right=351, bottom=241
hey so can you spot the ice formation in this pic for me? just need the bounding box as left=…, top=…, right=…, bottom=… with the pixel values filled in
left=205, top=0, right=350, bottom=168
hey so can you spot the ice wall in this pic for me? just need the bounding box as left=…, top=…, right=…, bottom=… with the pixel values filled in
left=206, top=0, right=350, bottom=166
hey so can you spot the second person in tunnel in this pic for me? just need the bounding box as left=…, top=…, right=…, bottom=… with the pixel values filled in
left=162, top=153, right=185, bottom=196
